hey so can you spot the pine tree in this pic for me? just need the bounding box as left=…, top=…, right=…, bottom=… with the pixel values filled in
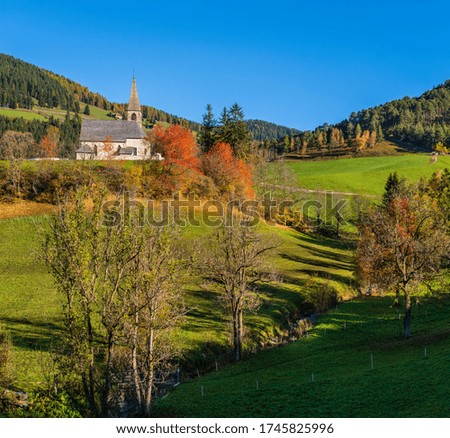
left=216, top=104, right=251, bottom=159
left=83, top=105, right=91, bottom=116
left=198, top=104, right=217, bottom=153
left=382, top=172, right=404, bottom=207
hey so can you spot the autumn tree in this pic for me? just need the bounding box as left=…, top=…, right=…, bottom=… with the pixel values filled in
left=38, top=125, right=60, bottom=158
left=201, top=221, right=279, bottom=361
left=354, top=128, right=370, bottom=151
left=124, top=223, right=186, bottom=416
left=433, top=141, right=448, bottom=155
left=202, top=142, right=253, bottom=199
left=356, top=181, right=450, bottom=338
left=42, top=189, right=187, bottom=416
left=150, top=124, right=201, bottom=192
left=0, top=130, right=35, bottom=198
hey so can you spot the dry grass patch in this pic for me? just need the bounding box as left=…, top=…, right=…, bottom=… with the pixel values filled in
left=0, top=202, right=55, bottom=219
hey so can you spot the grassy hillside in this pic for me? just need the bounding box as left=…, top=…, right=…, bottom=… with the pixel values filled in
left=0, top=103, right=112, bottom=122
left=0, top=108, right=47, bottom=122
left=0, top=216, right=353, bottom=392
left=155, top=296, right=450, bottom=417
left=286, top=154, right=450, bottom=195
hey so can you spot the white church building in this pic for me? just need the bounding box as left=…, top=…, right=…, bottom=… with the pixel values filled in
left=76, top=79, right=161, bottom=160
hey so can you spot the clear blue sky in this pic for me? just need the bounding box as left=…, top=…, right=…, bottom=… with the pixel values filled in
left=3, top=0, right=450, bottom=130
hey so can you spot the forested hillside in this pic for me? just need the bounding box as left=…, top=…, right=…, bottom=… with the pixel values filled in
left=263, top=80, right=450, bottom=158
left=245, top=119, right=300, bottom=140
left=337, top=80, right=450, bottom=149
left=0, top=54, right=303, bottom=146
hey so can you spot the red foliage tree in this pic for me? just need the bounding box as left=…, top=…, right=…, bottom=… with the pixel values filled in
left=152, top=124, right=200, bottom=171
left=150, top=124, right=201, bottom=192
left=202, top=142, right=254, bottom=199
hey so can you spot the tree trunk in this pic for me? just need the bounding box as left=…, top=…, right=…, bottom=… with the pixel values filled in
left=86, top=308, right=99, bottom=416
left=233, top=307, right=243, bottom=362
left=101, top=332, right=114, bottom=417
left=131, top=310, right=143, bottom=410
left=403, top=286, right=411, bottom=338
left=144, top=326, right=154, bottom=416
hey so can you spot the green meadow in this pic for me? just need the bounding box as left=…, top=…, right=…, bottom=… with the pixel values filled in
left=156, top=297, right=450, bottom=417
left=0, top=215, right=353, bottom=391
left=287, top=154, right=450, bottom=195
left=0, top=108, right=47, bottom=122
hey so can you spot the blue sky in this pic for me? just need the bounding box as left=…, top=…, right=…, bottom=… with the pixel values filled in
left=3, top=0, right=450, bottom=130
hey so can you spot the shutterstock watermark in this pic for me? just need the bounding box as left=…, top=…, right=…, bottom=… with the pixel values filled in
left=102, top=193, right=348, bottom=228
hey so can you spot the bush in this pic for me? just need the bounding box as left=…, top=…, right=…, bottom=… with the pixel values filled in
left=11, top=392, right=82, bottom=418
left=303, top=278, right=340, bottom=314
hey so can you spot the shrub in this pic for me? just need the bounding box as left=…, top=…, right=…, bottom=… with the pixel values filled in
left=303, top=278, right=340, bottom=314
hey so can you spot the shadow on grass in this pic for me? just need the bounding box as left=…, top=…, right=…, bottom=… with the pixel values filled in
left=292, top=232, right=355, bottom=251
left=280, top=253, right=352, bottom=285
left=1, top=316, right=63, bottom=352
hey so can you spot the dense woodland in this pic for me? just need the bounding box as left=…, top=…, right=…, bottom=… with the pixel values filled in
left=245, top=119, right=300, bottom=141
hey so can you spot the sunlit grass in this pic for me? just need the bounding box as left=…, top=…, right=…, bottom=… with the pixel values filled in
left=155, top=296, right=450, bottom=417
left=286, top=154, right=450, bottom=195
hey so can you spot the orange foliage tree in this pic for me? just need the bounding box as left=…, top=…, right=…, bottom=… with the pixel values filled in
left=202, top=142, right=254, bottom=199
left=150, top=124, right=201, bottom=192
left=38, top=126, right=60, bottom=158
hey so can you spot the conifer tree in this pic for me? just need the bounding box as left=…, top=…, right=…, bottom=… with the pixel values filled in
left=198, top=104, right=217, bottom=153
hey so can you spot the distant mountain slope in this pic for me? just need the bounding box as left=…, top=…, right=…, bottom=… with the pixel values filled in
left=245, top=119, right=300, bottom=140
left=336, top=80, right=450, bottom=149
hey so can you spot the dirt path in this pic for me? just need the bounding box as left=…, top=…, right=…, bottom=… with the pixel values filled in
left=260, top=183, right=378, bottom=197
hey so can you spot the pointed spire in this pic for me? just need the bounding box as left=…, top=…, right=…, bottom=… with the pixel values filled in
left=128, top=78, right=141, bottom=112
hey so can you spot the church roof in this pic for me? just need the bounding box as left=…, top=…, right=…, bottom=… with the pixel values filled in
left=79, top=120, right=145, bottom=142
left=128, top=78, right=141, bottom=112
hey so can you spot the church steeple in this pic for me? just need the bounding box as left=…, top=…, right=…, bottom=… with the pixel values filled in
left=127, top=77, right=142, bottom=127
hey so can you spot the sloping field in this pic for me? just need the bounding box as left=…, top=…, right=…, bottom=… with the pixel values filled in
left=287, top=154, right=450, bottom=195
left=155, top=296, right=450, bottom=417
